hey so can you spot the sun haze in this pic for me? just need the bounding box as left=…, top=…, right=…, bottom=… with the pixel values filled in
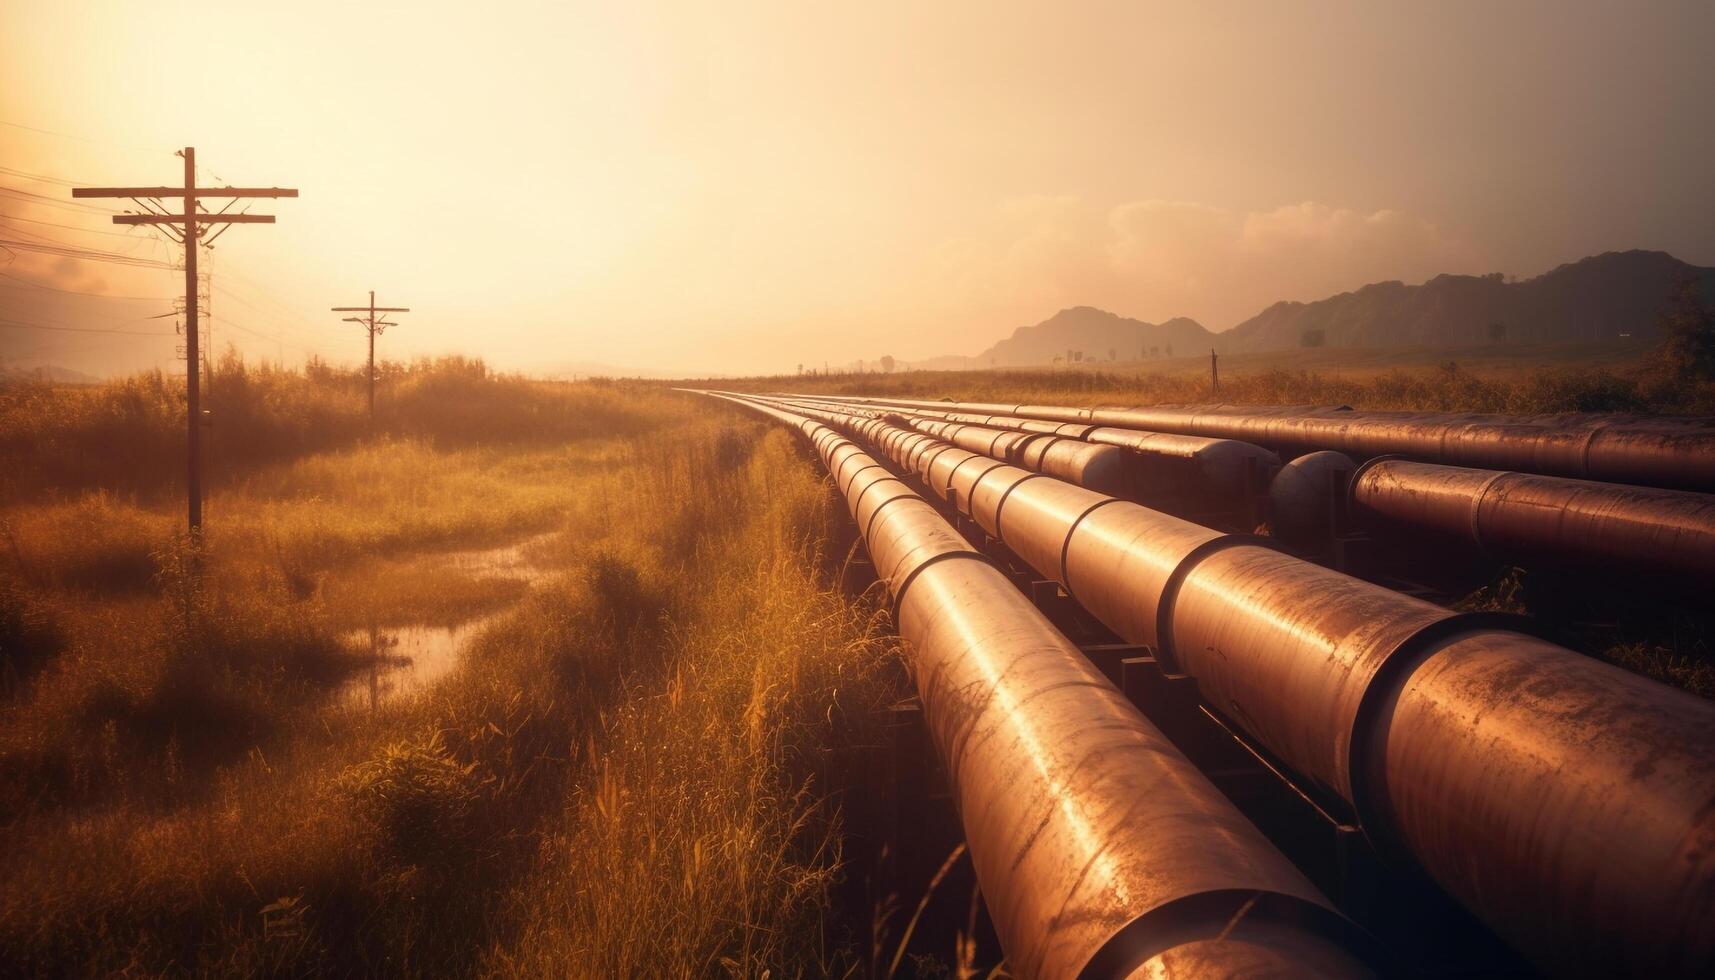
left=3, top=0, right=1713, bottom=377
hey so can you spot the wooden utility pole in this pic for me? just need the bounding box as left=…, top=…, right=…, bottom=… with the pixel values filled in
left=331, top=290, right=409, bottom=419
left=73, top=147, right=297, bottom=535
left=1210, top=347, right=1221, bottom=393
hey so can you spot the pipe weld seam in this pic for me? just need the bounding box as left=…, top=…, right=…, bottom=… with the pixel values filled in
left=989, top=472, right=1048, bottom=538
left=1343, top=609, right=1556, bottom=863
left=889, top=548, right=999, bottom=615
left=838, top=462, right=889, bottom=498
left=860, top=491, right=919, bottom=545
left=1153, top=534, right=1272, bottom=673
left=1058, top=497, right=1126, bottom=598
left=1467, top=469, right=1514, bottom=551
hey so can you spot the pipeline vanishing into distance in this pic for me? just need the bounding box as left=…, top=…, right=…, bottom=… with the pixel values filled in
left=792, top=392, right=1715, bottom=589
left=776, top=394, right=1277, bottom=531
left=744, top=392, right=1715, bottom=978
left=805, top=393, right=1715, bottom=490
left=702, top=392, right=1381, bottom=980
left=779, top=394, right=1281, bottom=513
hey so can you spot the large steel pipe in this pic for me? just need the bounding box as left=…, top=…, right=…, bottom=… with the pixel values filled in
left=706, top=392, right=1376, bottom=979
left=1347, top=456, right=1715, bottom=590
left=786, top=400, right=1715, bottom=978
left=808, top=394, right=1715, bottom=490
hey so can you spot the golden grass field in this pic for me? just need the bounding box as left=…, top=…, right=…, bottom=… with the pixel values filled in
left=1, top=363, right=907, bottom=976
left=1, top=353, right=1709, bottom=976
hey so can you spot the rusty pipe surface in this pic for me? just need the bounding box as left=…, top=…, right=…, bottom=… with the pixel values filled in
left=702, top=392, right=1376, bottom=979
left=772, top=396, right=1715, bottom=978
left=804, top=393, right=1715, bottom=490
left=1347, top=456, right=1715, bottom=589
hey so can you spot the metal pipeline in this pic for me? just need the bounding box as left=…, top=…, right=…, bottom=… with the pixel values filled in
left=1330, top=455, right=1715, bottom=589
left=772, top=396, right=1715, bottom=978
left=703, top=391, right=1377, bottom=979
left=889, top=414, right=1138, bottom=497
left=781, top=396, right=1281, bottom=515
left=806, top=394, right=1715, bottom=490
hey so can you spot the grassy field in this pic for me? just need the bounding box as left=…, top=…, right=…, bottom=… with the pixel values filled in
left=0, top=364, right=906, bottom=976
left=3, top=350, right=1710, bottom=975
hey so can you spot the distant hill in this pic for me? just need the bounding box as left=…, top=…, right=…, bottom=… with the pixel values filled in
left=1220, top=250, right=1715, bottom=352
left=971, top=306, right=1217, bottom=366
left=941, top=250, right=1715, bottom=366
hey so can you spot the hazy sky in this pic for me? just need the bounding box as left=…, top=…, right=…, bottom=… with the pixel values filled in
left=2, top=0, right=1713, bottom=376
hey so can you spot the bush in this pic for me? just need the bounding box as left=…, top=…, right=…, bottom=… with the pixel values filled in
left=342, top=731, right=493, bottom=867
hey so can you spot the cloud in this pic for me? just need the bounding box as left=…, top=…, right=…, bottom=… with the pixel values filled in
left=927, top=197, right=1480, bottom=332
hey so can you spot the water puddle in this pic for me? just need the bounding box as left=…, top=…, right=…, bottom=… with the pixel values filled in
left=337, top=532, right=558, bottom=709
left=340, top=617, right=499, bottom=710
left=440, top=531, right=558, bottom=580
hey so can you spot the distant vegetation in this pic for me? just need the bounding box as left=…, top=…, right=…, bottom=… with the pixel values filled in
left=728, top=353, right=1715, bottom=416
left=0, top=354, right=673, bottom=502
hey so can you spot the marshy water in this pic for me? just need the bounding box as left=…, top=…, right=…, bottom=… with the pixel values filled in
left=339, top=533, right=555, bottom=708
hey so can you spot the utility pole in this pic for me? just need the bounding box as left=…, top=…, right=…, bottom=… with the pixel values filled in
left=73, top=147, right=296, bottom=536
left=331, top=290, right=409, bottom=419
left=1210, top=347, right=1221, bottom=394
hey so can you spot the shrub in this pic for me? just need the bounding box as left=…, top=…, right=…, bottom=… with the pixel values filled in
left=341, top=731, right=493, bottom=867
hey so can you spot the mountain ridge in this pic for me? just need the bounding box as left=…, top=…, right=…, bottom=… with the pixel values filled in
left=972, top=306, right=1218, bottom=366
left=937, top=250, right=1715, bottom=366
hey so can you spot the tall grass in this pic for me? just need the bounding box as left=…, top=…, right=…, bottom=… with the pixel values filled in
left=0, top=389, right=903, bottom=976
left=489, top=428, right=900, bottom=977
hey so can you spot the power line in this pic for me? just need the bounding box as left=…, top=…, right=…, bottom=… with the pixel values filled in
left=0, top=209, right=152, bottom=240
left=217, top=267, right=308, bottom=315
left=0, top=218, right=165, bottom=257
left=0, top=270, right=171, bottom=301
left=211, top=313, right=334, bottom=357
left=0, top=165, right=88, bottom=188
left=0, top=183, right=119, bottom=214
left=0, top=301, right=174, bottom=329
left=213, top=280, right=302, bottom=320
left=0, top=317, right=174, bottom=336
left=0, top=117, right=175, bottom=154
left=202, top=270, right=330, bottom=349
left=0, top=290, right=172, bottom=322
left=3, top=336, right=143, bottom=361
left=211, top=284, right=340, bottom=344
left=0, top=238, right=176, bottom=270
